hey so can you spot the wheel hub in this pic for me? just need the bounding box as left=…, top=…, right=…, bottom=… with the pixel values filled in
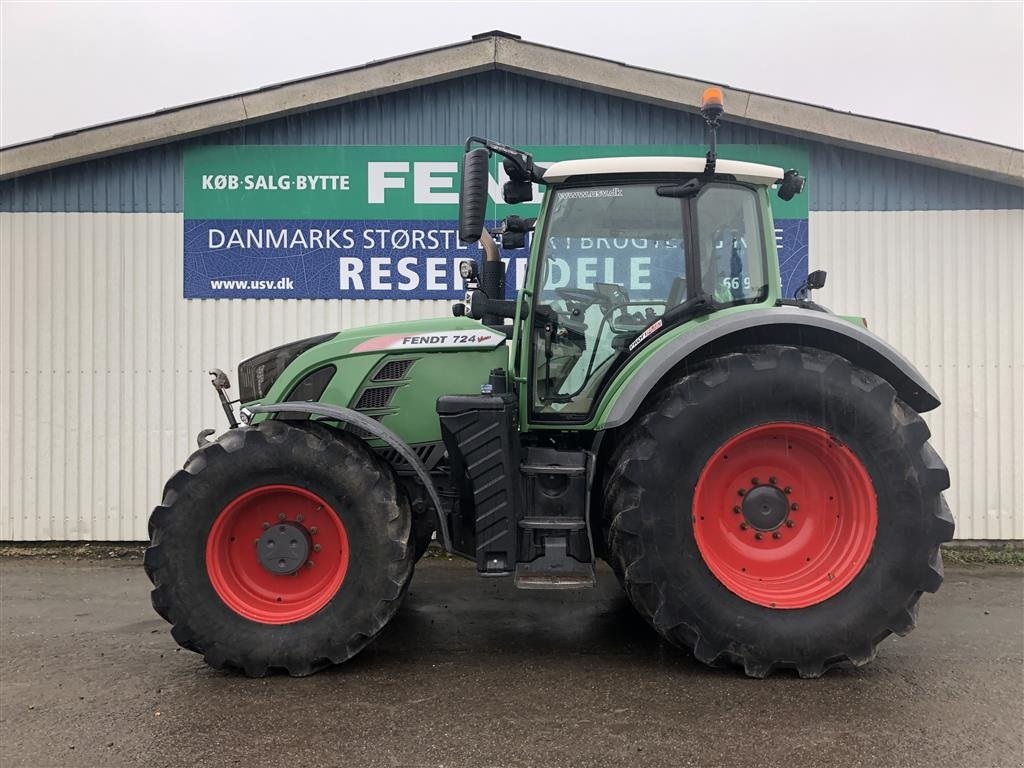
left=741, top=485, right=789, bottom=531
left=205, top=485, right=349, bottom=624
left=257, top=521, right=311, bottom=575
left=692, top=422, right=878, bottom=609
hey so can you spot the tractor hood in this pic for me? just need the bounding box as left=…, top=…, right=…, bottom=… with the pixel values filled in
left=239, top=317, right=510, bottom=446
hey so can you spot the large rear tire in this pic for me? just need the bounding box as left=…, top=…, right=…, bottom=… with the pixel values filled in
left=604, top=345, right=954, bottom=678
left=145, top=420, right=413, bottom=676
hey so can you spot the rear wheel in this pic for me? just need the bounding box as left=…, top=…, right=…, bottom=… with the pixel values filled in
left=145, top=421, right=413, bottom=676
left=604, top=345, right=953, bottom=677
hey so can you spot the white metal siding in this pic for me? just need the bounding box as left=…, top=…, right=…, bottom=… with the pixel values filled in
left=811, top=209, right=1024, bottom=540
left=0, top=212, right=451, bottom=540
left=2, top=210, right=1021, bottom=540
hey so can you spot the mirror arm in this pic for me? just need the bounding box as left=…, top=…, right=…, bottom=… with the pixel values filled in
left=464, top=136, right=546, bottom=184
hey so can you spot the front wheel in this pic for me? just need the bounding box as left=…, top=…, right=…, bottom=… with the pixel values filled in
left=604, top=345, right=954, bottom=678
left=145, top=421, right=413, bottom=676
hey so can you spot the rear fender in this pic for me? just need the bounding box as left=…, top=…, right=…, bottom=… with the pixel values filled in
left=600, top=306, right=940, bottom=429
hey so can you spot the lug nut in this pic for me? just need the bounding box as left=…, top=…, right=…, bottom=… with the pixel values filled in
left=769, top=476, right=778, bottom=485
left=754, top=532, right=763, bottom=540
left=785, top=520, right=795, bottom=528
left=306, top=561, right=314, bottom=569
left=310, top=526, right=319, bottom=535
left=790, top=502, right=799, bottom=511
left=732, top=506, right=742, bottom=514
left=751, top=477, right=760, bottom=486
left=740, top=522, right=749, bottom=530
left=772, top=531, right=782, bottom=540
left=278, top=512, right=286, bottom=521
left=262, top=522, right=270, bottom=530
left=313, top=544, right=321, bottom=553
left=737, top=488, right=746, bottom=497
left=254, top=538, right=260, bottom=546
left=783, top=486, right=793, bottom=495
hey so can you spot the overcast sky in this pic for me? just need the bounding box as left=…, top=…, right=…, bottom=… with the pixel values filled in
left=1, top=1, right=1022, bottom=149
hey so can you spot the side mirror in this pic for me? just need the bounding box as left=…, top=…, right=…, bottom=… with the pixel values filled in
left=795, top=269, right=827, bottom=300
left=459, top=148, right=490, bottom=243
left=777, top=169, right=806, bottom=201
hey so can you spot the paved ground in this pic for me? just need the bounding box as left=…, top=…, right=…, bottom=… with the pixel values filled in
left=1, top=555, right=1021, bottom=768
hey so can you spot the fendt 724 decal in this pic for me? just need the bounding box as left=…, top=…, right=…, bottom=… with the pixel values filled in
left=352, top=330, right=506, bottom=353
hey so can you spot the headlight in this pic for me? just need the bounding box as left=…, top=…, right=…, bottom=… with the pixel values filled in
left=237, top=333, right=335, bottom=403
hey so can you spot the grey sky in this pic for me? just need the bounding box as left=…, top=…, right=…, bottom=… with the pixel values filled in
left=1, top=1, right=1022, bottom=149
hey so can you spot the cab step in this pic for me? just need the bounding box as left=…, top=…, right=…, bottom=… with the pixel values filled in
left=518, top=517, right=586, bottom=530
left=514, top=570, right=596, bottom=589
left=513, top=536, right=596, bottom=590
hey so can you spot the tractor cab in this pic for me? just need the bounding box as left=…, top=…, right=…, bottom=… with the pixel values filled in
left=455, top=88, right=803, bottom=423
left=525, top=159, right=778, bottom=418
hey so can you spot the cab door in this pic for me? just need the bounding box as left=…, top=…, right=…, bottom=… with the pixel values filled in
left=520, top=182, right=690, bottom=423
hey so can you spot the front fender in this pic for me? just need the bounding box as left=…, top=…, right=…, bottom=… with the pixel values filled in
left=242, top=402, right=451, bottom=552
left=599, top=306, right=940, bottom=429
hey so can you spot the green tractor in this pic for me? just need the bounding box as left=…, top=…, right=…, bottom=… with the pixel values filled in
left=146, top=89, right=953, bottom=678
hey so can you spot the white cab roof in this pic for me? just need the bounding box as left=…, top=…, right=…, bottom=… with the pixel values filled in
left=542, top=156, right=784, bottom=185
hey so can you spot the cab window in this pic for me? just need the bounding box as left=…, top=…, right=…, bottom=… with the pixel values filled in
left=697, top=184, right=767, bottom=304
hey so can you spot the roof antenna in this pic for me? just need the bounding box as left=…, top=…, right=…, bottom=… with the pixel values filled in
left=700, top=87, right=724, bottom=175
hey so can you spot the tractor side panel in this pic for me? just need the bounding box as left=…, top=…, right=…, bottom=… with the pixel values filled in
left=252, top=317, right=510, bottom=446
left=351, top=347, right=509, bottom=445
left=262, top=345, right=508, bottom=447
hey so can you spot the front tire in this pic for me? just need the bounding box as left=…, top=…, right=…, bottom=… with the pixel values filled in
left=145, top=421, right=413, bottom=676
left=605, top=345, right=953, bottom=678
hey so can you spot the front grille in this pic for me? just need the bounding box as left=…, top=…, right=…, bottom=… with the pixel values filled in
left=355, top=386, right=397, bottom=410
left=237, top=332, right=335, bottom=402
left=373, top=359, right=415, bottom=381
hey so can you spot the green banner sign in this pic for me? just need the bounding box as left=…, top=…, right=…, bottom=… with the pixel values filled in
left=183, top=144, right=809, bottom=299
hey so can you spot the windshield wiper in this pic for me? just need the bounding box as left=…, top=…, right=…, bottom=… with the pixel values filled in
left=656, top=179, right=703, bottom=198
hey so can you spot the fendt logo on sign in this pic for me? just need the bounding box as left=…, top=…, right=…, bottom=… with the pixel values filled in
left=183, top=145, right=810, bottom=300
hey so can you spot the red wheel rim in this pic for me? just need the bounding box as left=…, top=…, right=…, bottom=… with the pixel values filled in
left=205, top=485, right=349, bottom=624
left=692, top=423, right=877, bottom=609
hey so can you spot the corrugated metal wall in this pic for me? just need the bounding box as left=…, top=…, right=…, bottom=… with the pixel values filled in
left=0, top=212, right=451, bottom=540
left=3, top=71, right=1022, bottom=214
left=811, top=209, right=1024, bottom=540
left=2, top=208, right=1021, bottom=540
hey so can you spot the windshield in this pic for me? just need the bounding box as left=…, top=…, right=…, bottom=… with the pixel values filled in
left=531, top=181, right=767, bottom=418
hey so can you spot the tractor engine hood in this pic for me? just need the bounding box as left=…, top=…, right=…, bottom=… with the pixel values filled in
left=238, top=317, right=507, bottom=406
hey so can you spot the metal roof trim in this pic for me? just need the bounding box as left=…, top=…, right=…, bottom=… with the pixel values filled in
left=1, top=33, right=1020, bottom=185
